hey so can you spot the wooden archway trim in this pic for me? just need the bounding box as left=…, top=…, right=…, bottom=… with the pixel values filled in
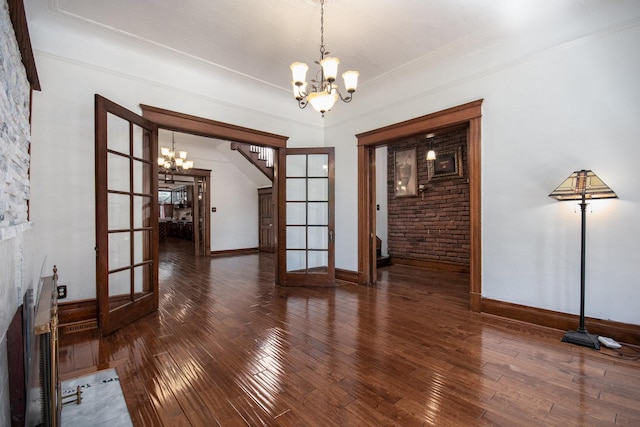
left=141, top=104, right=288, bottom=281
left=356, top=100, right=482, bottom=146
left=140, top=104, right=288, bottom=148
left=356, top=100, right=483, bottom=311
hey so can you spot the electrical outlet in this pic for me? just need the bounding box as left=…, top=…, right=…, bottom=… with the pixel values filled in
left=57, top=285, right=67, bottom=299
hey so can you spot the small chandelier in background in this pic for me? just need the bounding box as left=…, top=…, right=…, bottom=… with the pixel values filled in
left=158, top=132, right=194, bottom=173
left=290, top=0, right=359, bottom=116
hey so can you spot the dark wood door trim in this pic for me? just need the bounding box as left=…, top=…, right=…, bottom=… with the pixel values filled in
left=467, top=116, right=482, bottom=311
left=140, top=105, right=287, bottom=281
left=356, top=100, right=483, bottom=311
left=140, top=104, right=288, bottom=148
left=356, top=100, right=483, bottom=146
left=357, top=145, right=376, bottom=285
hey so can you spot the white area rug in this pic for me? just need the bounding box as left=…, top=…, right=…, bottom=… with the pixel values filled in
left=61, top=368, right=132, bottom=427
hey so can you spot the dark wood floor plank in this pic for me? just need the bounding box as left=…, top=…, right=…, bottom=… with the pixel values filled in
left=479, top=406, right=550, bottom=427
left=197, top=385, right=246, bottom=426
left=58, top=237, right=640, bottom=426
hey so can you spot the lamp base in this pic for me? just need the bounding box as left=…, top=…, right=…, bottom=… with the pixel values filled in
left=561, top=329, right=600, bottom=350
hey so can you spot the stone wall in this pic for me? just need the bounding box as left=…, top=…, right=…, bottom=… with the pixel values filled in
left=387, top=127, right=470, bottom=267
left=0, top=0, right=31, bottom=232
left=0, top=0, right=34, bottom=424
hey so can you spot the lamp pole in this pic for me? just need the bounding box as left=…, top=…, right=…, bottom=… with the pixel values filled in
left=550, top=169, right=616, bottom=350
left=577, top=191, right=587, bottom=333
left=561, top=176, right=600, bottom=349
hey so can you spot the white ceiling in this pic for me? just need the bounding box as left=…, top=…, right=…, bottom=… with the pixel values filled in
left=41, top=0, right=586, bottom=92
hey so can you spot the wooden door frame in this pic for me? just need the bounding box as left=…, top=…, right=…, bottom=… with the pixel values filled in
left=158, top=168, right=211, bottom=255
left=140, top=105, right=288, bottom=280
left=356, top=100, right=483, bottom=311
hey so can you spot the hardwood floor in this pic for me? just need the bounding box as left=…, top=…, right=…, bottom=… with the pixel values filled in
left=59, top=238, right=640, bottom=426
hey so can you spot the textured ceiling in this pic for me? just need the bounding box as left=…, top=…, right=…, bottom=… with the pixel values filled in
left=44, top=0, right=582, bottom=91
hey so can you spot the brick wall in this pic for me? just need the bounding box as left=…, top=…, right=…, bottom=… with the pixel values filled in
left=387, top=127, right=469, bottom=266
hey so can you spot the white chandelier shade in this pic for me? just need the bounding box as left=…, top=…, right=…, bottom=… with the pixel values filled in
left=158, top=133, right=193, bottom=172
left=290, top=0, right=359, bottom=115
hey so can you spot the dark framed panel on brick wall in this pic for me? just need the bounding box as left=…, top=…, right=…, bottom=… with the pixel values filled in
left=428, top=147, right=463, bottom=181
left=394, top=148, right=417, bottom=197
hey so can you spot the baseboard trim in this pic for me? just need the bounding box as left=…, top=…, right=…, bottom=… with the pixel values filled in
left=482, top=298, right=640, bottom=346
left=210, top=247, right=259, bottom=257
left=336, top=268, right=358, bottom=283
left=60, top=270, right=638, bottom=346
left=389, top=256, right=470, bottom=273
left=58, top=298, right=97, bottom=326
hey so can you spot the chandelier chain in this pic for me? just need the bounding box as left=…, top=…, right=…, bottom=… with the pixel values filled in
left=319, top=0, right=325, bottom=58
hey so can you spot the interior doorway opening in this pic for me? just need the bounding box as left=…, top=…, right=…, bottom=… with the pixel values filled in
left=141, top=104, right=288, bottom=283
left=158, top=172, right=210, bottom=257
left=357, top=100, right=483, bottom=311
left=375, top=125, right=471, bottom=273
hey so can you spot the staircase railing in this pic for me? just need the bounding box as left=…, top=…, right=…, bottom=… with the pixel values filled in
left=230, top=142, right=274, bottom=181
left=249, top=145, right=274, bottom=168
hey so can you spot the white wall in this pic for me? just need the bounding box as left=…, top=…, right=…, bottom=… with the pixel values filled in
left=160, top=131, right=272, bottom=251
left=25, top=1, right=640, bottom=327
left=324, top=2, right=640, bottom=326
left=27, top=12, right=322, bottom=301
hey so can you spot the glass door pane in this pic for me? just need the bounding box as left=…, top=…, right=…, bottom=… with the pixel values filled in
left=283, top=149, right=334, bottom=286
left=96, top=95, right=158, bottom=335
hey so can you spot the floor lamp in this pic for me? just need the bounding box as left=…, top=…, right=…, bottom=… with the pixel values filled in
left=549, top=169, right=617, bottom=350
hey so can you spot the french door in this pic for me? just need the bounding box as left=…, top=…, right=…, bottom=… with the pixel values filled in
left=95, top=95, right=159, bottom=335
left=279, top=148, right=335, bottom=286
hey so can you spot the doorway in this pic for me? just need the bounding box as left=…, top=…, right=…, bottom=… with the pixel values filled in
left=356, top=100, right=483, bottom=311
left=158, top=167, right=211, bottom=256
left=140, top=104, right=291, bottom=279
left=141, top=105, right=336, bottom=287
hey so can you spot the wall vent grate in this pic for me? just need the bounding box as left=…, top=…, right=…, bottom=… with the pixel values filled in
left=61, top=321, right=97, bottom=334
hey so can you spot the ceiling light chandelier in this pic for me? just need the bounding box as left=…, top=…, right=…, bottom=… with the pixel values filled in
left=290, top=0, right=359, bottom=116
left=158, top=132, right=193, bottom=173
